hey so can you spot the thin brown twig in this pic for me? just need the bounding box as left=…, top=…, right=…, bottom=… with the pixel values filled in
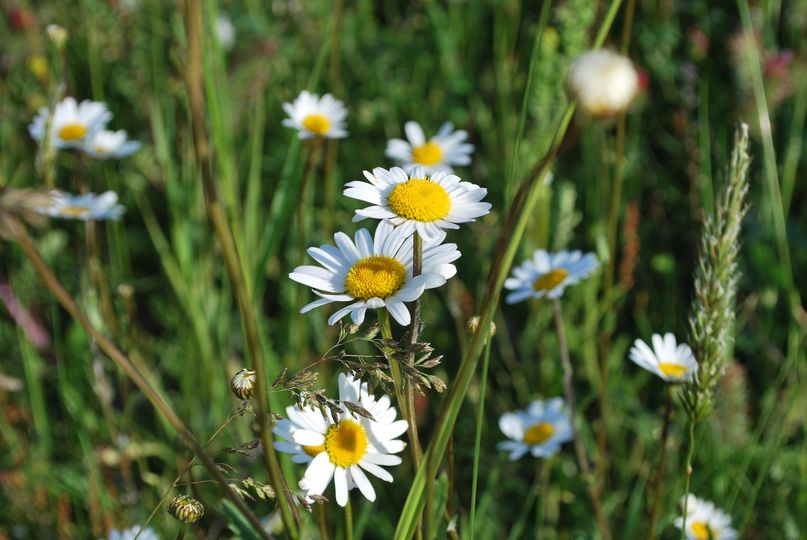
left=5, top=217, right=271, bottom=540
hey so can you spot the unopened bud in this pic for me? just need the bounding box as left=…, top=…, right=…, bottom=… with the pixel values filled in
left=568, top=49, right=640, bottom=118
left=230, top=368, right=256, bottom=400
left=46, top=24, right=68, bottom=48
left=167, top=495, right=204, bottom=524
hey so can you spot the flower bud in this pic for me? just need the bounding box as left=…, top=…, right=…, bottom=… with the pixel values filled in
left=168, top=495, right=204, bottom=524
left=46, top=24, right=68, bottom=48
left=568, top=49, right=640, bottom=118
left=230, top=368, right=256, bottom=400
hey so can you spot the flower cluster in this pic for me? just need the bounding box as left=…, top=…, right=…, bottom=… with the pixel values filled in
left=29, top=97, right=141, bottom=159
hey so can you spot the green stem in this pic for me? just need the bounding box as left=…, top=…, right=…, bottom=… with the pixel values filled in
left=377, top=310, right=409, bottom=431
left=647, top=386, right=674, bottom=540
left=344, top=498, right=354, bottom=540
left=469, top=334, right=493, bottom=536
left=553, top=300, right=611, bottom=540
left=680, top=420, right=697, bottom=540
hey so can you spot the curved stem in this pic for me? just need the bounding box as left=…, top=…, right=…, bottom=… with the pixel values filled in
left=6, top=218, right=271, bottom=540
left=647, top=386, right=674, bottom=540
left=553, top=300, right=611, bottom=540
left=469, top=334, right=493, bottom=536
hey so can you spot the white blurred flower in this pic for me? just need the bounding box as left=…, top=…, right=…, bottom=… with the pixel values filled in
left=674, top=495, right=738, bottom=540
left=385, top=121, right=473, bottom=174
left=107, top=525, right=159, bottom=540
left=282, top=90, right=347, bottom=139
left=274, top=373, right=407, bottom=506
left=83, top=129, right=141, bottom=159
left=29, top=97, right=111, bottom=149
left=568, top=49, right=640, bottom=117
left=497, top=398, right=573, bottom=460
left=37, top=191, right=125, bottom=221
left=215, top=14, right=235, bottom=50
left=629, top=333, right=698, bottom=383
left=504, top=249, right=599, bottom=303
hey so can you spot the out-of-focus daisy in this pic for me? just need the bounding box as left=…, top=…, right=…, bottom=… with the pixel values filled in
left=568, top=49, right=640, bottom=118
left=274, top=373, right=408, bottom=506
left=497, top=397, right=573, bottom=460
left=385, top=121, right=473, bottom=174
left=290, top=221, right=460, bottom=326
left=37, top=191, right=125, bottom=221
left=29, top=97, right=111, bottom=149
left=82, top=129, right=141, bottom=159
left=215, top=14, right=235, bottom=50
left=107, top=525, right=159, bottom=540
left=629, top=333, right=698, bottom=383
left=282, top=90, right=347, bottom=139
left=344, top=165, right=490, bottom=241
left=504, top=249, right=599, bottom=303
left=674, top=495, right=738, bottom=540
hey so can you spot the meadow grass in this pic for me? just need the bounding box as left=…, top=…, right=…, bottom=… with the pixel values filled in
left=1, top=1, right=805, bottom=539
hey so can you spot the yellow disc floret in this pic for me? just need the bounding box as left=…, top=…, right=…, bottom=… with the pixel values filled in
left=412, top=141, right=444, bottom=166
left=523, top=422, right=555, bottom=445
left=691, top=521, right=718, bottom=540
left=658, top=362, right=688, bottom=379
left=58, top=123, right=87, bottom=141
left=533, top=268, right=568, bottom=292
left=324, top=419, right=369, bottom=467
left=387, top=178, right=451, bottom=222
left=344, top=256, right=407, bottom=300
left=302, top=113, right=331, bottom=136
left=303, top=443, right=326, bottom=458
left=60, top=206, right=90, bottom=218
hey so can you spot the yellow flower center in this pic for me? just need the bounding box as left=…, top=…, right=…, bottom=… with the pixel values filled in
left=691, top=521, right=718, bottom=540
left=533, top=268, right=568, bottom=292
left=60, top=206, right=90, bottom=217
left=94, top=145, right=108, bottom=154
left=387, top=178, right=451, bottom=222
left=344, top=256, right=407, bottom=300
left=303, top=443, right=326, bottom=458
left=523, top=422, right=555, bottom=445
left=412, top=141, right=444, bottom=166
left=324, top=419, right=368, bottom=467
left=58, top=123, right=87, bottom=141
left=302, top=113, right=331, bottom=135
left=658, top=362, right=688, bottom=379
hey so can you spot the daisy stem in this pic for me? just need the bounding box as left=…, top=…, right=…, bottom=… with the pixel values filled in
left=553, top=299, right=611, bottom=540
left=406, top=233, right=424, bottom=464
left=344, top=498, right=354, bottom=540
left=377, top=310, right=407, bottom=422
left=5, top=218, right=272, bottom=540
left=680, top=419, right=697, bottom=540
left=469, top=333, right=493, bottom=536
left=647, top=386, right=674, bottom=540
left=183, top=0, right=299, bottom=535
left=317, top=504, right=329, bottom=540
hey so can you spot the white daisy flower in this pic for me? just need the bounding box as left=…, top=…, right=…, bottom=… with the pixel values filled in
left=344, top=165, right=491, bottom=241
left=37, top=191, right=125, bottom=221
left=496, top=397, right=574, bottom=461
left=107, top=525, right=159, bottom=540
left=289, top=221, right=460, bottom=326
left=29, top=97, right=112, bottom=149
left=568, top=49, right=640, bottom=118
left=215, top=14, right=235, bottom=51
left=504, top=249, right=599, bottom=303
left=385, top=121, right=474, bottom=174
left=674, top=495, right=738, bottom=540
left=629, top=333, right=698, bottom=383
left=274, top=373, right=408, bottom=507
left=82, top=129, right=141, bottom=159
left=282, top=90, right=347, bottom=139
